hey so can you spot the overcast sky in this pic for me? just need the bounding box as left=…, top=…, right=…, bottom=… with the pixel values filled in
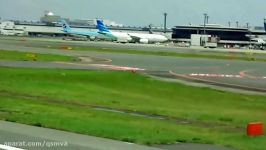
left=0, top=0, right=265, bottom=27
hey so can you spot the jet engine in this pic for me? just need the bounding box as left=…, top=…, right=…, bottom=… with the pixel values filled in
left=139, top=38, right=149, bottom=44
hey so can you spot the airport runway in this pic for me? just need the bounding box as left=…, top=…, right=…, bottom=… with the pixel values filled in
left=0, top=38, right=266, bottom=93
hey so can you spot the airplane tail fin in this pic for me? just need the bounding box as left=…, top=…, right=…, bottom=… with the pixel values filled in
left=264, top=22, right=266, bottom=31
left=96, top=20, right=110, bottom=33
left=61, top=20, right=71, bottom=32
left=148, top=24, right=153, bottom=34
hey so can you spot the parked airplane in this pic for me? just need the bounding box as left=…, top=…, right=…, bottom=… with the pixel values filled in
left=251, top=38, right=266, bottom=45
left=244, top=22, right=266, bottom=49
left=61, top=20, right=99, bottom=40
left=96, top=20, right=168, bottom=43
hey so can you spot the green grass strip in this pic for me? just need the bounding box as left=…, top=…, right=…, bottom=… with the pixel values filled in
left=0, top=50, right=75, bottom=62
left=0, top=67, right=265, bottom=150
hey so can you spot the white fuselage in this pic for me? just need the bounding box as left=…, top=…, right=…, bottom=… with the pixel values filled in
left=250, top=38, right=266, bottom=45
left=111, top=32, right=133, bottom=43
left=109, top=31, right=168, bottom=43
left=128, top=33, right=168, bottom=43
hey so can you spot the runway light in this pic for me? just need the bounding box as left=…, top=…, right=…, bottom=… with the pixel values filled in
left=59, top=45, right=72, bottom=50
left=26, top=53, right=37, bottom=61
left=247, top=122, right=264, bottom=137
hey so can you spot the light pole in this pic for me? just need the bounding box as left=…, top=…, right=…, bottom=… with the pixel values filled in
left=203, top=13, right=208, bottom=35
left=236, top=21, right=239, bottom=28
left=247, top=22, right=252, bottom=49
left=228, top=21, right=231, bottom=27
left=202, top=13, right=208, bottom=47
left=163, top=13, right=167, bottom=33
left=264, top=19, right=266, bottom=31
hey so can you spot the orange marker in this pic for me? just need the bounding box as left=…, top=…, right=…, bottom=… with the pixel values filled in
left=247, top=122, right=264, bottom=137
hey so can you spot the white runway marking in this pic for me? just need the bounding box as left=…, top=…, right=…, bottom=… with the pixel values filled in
left=0, top=144, right=25, bottom=150
left=188, top=73, right=242, bottom=78
left=188, top=73, right=266, bottom=79
left=91, top=64, right=145, bottom=71
left=55, top=62, right=145, bottom=71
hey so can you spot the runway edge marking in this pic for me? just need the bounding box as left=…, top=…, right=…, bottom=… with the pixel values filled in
left=0, top=144, right=25, bottom=150
left=169, top=71, right=266, bottom=92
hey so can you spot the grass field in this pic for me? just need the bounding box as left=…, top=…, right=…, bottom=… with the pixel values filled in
left=0, top=50, right=74, bottom=62
left=0, top=67, right=265, bottom=150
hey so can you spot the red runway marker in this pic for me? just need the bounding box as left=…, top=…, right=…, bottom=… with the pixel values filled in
left=247, top=122, right=264, bottom=137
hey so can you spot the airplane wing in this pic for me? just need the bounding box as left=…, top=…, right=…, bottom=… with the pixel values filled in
left=127, top=33, right=142, bottom=42
left=83, top=32, right=99, bottom=37
left=98, top=31, right=117, bottom=40
left=68, top=30, right=98, bottom=37
left=98, top=31, right=109, bottom=35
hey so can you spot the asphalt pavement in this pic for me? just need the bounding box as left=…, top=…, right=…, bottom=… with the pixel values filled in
left=0, top=38, right=265, bottom=93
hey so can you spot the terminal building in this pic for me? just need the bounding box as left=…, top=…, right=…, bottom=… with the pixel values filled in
left=40, top=11, right=62, bottom=25
left=172, top=24, right=266, bottom=47
left=172, top=24, right=250, bottom=41
left=0, top=11, right=172, bottom=38
left=8, top=21, right=171, bottom=37
left=0, top=21, right=27, bottom=36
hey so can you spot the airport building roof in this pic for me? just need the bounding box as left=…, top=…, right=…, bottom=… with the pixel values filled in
left=14, top=21, right=172, bottom=33
left=173, top=25, right=249, bottom=32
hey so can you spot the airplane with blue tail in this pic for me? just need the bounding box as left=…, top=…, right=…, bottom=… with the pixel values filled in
left=97, top=20, right=131, bottom=42
left=61, top=20, right=99, bottom=40
left=97, top=20, right=168, bottom=43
